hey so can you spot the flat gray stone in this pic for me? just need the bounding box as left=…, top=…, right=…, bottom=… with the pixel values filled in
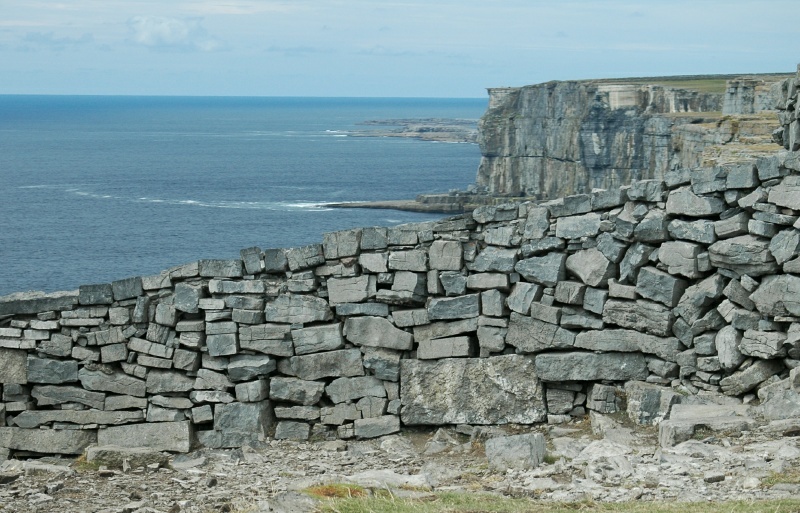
left=750, top=275, right=800, bottom=317
left=401, top=355, right=546, bottom=425
left=228, top=354, right=277, bottom=382
left=624, top=381, right=681, bottom=425
left=555, top=213, right=601, bottom=239
left=427, top=294, right=480, bottom=321
left=666, top=186, right=725, bottom=217
left=619, top=242, right=653, bottom=283
left=323, top=228, right=361, bottom=259
left=0, top=349, right=27, bottom=384
left=198, top=259, right=243, bottom=278
left=325, top=376, right=386, bottom=404
left=208, top=401, right=274, bottom=448
left=667, top=219, right=716, bottom=244
left=13, top=409, right=143, bottom=429
left=485, top=433, right=546, bottom=471
left=468, top=247, right=518, bottom=273
left=413, top=318, right=478, bottom=341
left=596, top=233, right=628, bottom=264
left=362, top=348, right=402, bottom=381
left=112, top=277, right=143, bottom=301
left=565, top=248, right=615, bottom=287
left=709, top=235, right=779, bottom=276
left=658, top=405, right=755, bottom=447
left=79, top=283, right=113, bottom=305
left=506, top=312, right=575, bottom=353
left=635, top=267, right=688, bottom=307
left=263, top=248, right=289, bottom=272
left=674, top=274, right=726, bottom=324
left=428, top=240, right=463, bottom=271
left=344, top=316, right=413, bottom=350
left=327, top=276, right=375, bottom=305
left=234, top=379, right=269, bottom=403
left=715, top=326, right=745, bottom=371
left=31, top=385, right=105, bottom=409
left=86, top=445, right=170, bottom=469
left=506, top=282, right=542, bottom=315
left=194, top=369, right=233, bottom=390
left=534, top=352, right=648, bottom=381
left=291, top=324, right=344, bottom=355
left=206, top=333, right=239, bottom=357
left=274, top=421, right=311, bottom=441
left=574, top=329, right=683, bottom=361
left=145, top=370, right=195, bottom=394
left=290, top=349, right=364, bottom=381
left=740, top=330, right=788, bottom=359
left=354, top=415, right=400, bottom=439
left=720, top=359, right=784, bottom=396
left=768, top=175, right=800, bottom=209
left=264, top=295, right=333, bottom=324
left=98, top=421, right=193, bottom=453
left=602, top=299, right=673, bottom=337
left=769, top=228, right=800, bottom=264
left=658, top=241, right=702, bottom=279
left=0, top=290, right=78, bottom=316
left=0, top=427, right=96, bottom=455
left=417, top=336, right=474, bottom=359
left=79, top=367, right=146, bottom=397
left=515, top=253, right=566, bottom=287
left=633, top=208, right=669, bottom=242
left=26, top=358, right=78, bottom=385
left=388, top=250, right=427, bottom=271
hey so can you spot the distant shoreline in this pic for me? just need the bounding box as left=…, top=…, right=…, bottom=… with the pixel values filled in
left=346, top=118, right=478, bottom=144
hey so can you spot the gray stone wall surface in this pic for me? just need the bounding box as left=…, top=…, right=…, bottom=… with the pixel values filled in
left=0, top=69, right=798, bottom=458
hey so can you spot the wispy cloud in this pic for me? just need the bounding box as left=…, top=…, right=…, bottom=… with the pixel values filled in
left=182, top=1, right=302, bottom=15
left=265, top=45, right=334, bottom=56
left=18, top=31, right=93, bottom=51
left=128, top=16, right=226, bottom=52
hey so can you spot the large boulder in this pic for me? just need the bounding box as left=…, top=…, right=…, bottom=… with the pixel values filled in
left=401, top=355, right=545, bottom=425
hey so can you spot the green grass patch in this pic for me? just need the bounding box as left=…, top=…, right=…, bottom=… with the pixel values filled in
left=317, top=494, right=800, bottom=513
left=646, top=79, right=729, bottom=93
left=305, top=483, right=368, bottom=499
left=764, top=469, right=800, bottom=487
left=71, top=454, right=101, bottom=472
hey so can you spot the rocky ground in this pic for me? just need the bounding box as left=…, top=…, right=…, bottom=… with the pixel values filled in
left=2, top=411, right=800, bottom=513
left=347, top=118, right=478, bottom=144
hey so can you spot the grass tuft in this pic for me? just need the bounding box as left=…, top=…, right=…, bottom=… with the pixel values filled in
left=316, top=492, right=800, bottom=513
left=305, top=483, right=368, bottom=499
left=71, top=454, right=101, bottom=472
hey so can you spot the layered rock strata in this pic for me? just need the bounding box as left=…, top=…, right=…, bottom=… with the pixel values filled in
left=476, top=75, right=788, bottom=199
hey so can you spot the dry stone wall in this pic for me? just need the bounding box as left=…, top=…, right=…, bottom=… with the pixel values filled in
left=2, top=84, right=800, bottom=460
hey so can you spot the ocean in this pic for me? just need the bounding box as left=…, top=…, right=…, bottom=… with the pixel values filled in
left=0, top=96, right=486, bottom=296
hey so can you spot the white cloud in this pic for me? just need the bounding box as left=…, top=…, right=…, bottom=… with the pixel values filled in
left=128, top=16, right=225, bottom=51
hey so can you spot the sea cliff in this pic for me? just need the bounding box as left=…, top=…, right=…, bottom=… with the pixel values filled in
left=476, top=75, right=789, bottom=200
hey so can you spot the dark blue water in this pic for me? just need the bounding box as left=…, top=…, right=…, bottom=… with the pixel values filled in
left=0, top=96, right=486, bottom=295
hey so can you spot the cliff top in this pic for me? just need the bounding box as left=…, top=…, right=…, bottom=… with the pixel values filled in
left=490, top=72, right=794, bottom=95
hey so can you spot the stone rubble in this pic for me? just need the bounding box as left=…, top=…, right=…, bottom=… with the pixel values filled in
left=0, top=415, right=799, bottom=512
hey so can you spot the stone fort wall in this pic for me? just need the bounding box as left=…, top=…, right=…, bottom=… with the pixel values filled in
left=0, top=71, right=799, bottom=458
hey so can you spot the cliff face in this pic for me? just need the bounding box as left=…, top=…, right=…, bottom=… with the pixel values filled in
left=477, top=76, right=787, bottom=199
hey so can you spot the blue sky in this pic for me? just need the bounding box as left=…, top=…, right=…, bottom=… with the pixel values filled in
left=1, top=0, right=796, bottom=97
